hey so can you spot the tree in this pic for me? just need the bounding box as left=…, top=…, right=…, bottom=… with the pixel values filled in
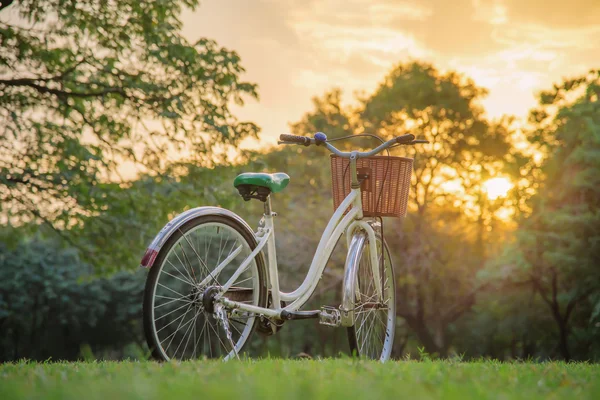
left=67, top=163, right=244, bottom=272
left=290, top=89, right=352, bottom=141
left=510, top=70, right=600, bottom=360
left=0, top=229, right=145, bottom=361
left=281, top=63, right=514, bottom=356
left=358, top=62, right=510, bottom=356
left=484, top=70, right=600, bottom=361
left=0, top=0, right=258, bottom=239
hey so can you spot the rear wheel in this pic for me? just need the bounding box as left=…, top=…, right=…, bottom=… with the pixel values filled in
left=143, top=215, right=267, bottom=361
left=347, top=234, right=396, bottom=361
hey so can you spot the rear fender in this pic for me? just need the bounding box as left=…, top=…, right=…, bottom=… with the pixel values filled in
left=139, top=207, right=256, bottom=268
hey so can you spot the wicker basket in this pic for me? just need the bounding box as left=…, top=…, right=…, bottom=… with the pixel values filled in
left=330, top=155, right=413, bottom=218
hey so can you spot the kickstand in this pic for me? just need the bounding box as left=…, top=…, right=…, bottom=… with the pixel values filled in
left=215, top=303, right=240, bottom=361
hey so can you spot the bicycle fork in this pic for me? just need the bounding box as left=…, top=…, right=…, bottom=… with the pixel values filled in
left=339, top=225, right=382, bottom=328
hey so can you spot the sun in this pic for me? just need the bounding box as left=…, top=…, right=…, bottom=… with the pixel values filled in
left=483, top=177, right=513, bottom=200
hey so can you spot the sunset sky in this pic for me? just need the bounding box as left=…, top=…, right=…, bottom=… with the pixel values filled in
left=181, top=0, right=600, bottom=148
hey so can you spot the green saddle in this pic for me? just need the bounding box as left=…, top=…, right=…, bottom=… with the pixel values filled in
left=233, top=172, right=290, bottom=201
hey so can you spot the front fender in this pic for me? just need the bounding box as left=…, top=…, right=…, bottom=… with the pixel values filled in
left=139, top=206, right=255, bottom=268
left=340, top=232, right=367, bottom=327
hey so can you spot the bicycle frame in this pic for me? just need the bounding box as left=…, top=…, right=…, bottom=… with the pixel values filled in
left=140, top=150, right=386, bottom=323
left=218, top=185, right=382, bottom=320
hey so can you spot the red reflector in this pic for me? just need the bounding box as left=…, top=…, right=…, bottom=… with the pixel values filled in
left=140, top=248, right=158, bottom=268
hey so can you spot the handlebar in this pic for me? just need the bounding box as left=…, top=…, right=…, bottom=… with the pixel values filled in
left=278, top=132, right=428, bottom=158
left=279, top=134, right=312, bottom=146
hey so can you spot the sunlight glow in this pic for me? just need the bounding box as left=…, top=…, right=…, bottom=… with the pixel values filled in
left=483, top=177, right=513, bottom=200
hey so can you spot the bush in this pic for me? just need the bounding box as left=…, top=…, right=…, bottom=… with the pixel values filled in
left=0, top=234, right=145, bottom=361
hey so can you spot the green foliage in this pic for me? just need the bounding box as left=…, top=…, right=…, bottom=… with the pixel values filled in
left=486, top=70, right=600, bottom=360
left=0, top=232, right=145, bottom=361
left=291, top=89, right=352, bottom=139
left=0, top=0, right=258, bottom=231
left=69, top=163, right=241, bottom=272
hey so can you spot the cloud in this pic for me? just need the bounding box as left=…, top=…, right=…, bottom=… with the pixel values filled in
left=500, top=0, right=600, bottom=28
left=180, top=0, right=600, bottom=145
left=473, top=0, right=509, bottom=25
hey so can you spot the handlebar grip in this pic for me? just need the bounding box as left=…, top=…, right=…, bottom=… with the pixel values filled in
left=396, top=134, right=416, bottom=144
left=279, top=134, right=311, bottom=145
left=410, top=139, right=429, bottom=144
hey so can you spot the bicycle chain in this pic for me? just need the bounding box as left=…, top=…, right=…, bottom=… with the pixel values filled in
left=214, top=303, right=240, bottom=360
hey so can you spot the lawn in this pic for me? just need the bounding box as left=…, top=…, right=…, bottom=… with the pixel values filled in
left=1, top=359, right=599, bottom=400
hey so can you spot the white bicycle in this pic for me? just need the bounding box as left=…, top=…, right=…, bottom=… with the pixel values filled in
left=141, top=132, right=427, bottom=362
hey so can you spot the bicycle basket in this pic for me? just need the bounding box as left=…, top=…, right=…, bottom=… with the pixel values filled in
left=330, top=155, right=413, bottom=218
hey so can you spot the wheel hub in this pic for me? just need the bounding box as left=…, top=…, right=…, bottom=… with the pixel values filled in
left=202, top=286, right=220, bottom=314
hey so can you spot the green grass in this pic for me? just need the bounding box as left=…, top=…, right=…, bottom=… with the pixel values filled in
left=1, top=359, right=599, bottom=400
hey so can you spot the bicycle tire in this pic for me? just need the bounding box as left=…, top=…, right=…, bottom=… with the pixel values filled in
left=346, top=233, right=396, bottom=361
left=143, top=214, right=268, bottom=361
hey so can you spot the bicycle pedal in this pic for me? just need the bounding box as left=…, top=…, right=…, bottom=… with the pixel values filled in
left=319, top=306, right=341, bottom=327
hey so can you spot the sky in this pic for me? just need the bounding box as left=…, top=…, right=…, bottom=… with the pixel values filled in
left=180, top=0, right=600, bottom=148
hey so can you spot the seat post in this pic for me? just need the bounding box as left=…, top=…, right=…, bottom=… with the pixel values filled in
left=263, top=195, right=272, bottom=216
left=262, top=194, right=281, bottom=307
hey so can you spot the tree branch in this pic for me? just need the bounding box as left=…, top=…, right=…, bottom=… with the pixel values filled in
left=565, top=288, right=596, bottom=322
left=0, top=78, right=129, bottom=99
left=441, top=283, right=490, bottom=325
left=531, top=277, right=553, bottom=309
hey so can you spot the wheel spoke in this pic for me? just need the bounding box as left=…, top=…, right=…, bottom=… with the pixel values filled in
left=179, top=242, right=200, bottom=283
left=155, top=295, right=192, bottom=309
left=155, top=301, right=192, bottom=322
left=165, top=258, right=196, bottom=286
left=232, top=275, right=254, bottom=287
left=229, top=319, right=243, bottom=336
left=156, top=294, right=187, bottom=301
left=175, top=311, right=200, bottom=358
left=158, top=282, right=185, bottom=298
left=161, top=306, right=194, bottom=350
left=216, top=231, right=227, bottom=270
left=161, top=267, right=196, bottom=287
left=207, top=319, right=230, bottom=354
left=172, top=246, right=198, bottom=284
left=350, top=236, right=395, bottom=361
left=156, top=306, right=192, bottom=334
left=193, top=318, right=207, bottom=359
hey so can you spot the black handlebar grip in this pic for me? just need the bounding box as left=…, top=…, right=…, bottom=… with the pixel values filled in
left=396, top=134, right=416, bottom=144
left=279, top=134, right=311, bottom=145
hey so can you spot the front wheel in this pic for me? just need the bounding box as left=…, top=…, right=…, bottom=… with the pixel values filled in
left=143, top=214, right=267, bottom=361
left=346, top=233, right=396, bottom=361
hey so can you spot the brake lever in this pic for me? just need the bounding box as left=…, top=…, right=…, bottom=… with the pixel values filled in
left=389, top=139, right=429, bottom=149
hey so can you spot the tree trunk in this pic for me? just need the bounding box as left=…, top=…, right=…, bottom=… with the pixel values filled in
left=557, top=319, right=571, bottom=361
left=550, top=279, right=572, bottom=361
left=29, top=295, right=39, bottom=359
left=433, top=324, right=448, bottom=357
left=13, top=328, right=20, bottom=360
